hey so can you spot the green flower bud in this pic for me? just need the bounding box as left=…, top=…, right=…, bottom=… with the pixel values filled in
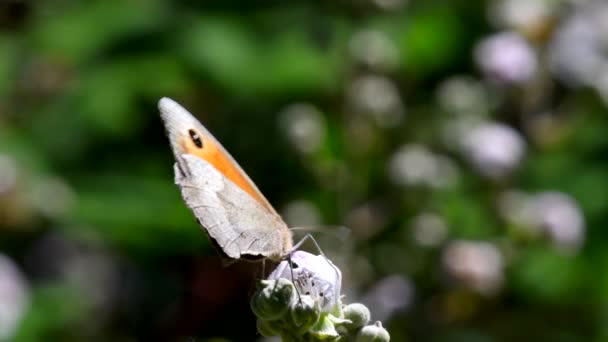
left=250, top=278, right=296, bottom=321
left=308, top=313, right=339, bottom=340
left=288, top=295, right=321, bottom=334
left=343, top=303, right=371, bottom=331
left=256, top=318, right=282, bottom=337
left=279, top=333, right=299, bottom=342
left=356, top=321, right=390, bottom=342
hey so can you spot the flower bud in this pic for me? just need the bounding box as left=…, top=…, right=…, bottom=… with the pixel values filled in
left=256, top=318, right=282, bottom=337
left=356, top=321, right=391, bottom=342
left=308, top=314, right=339, bottom=339
left=343, top=303, right=371, bottom=331
left=250, top=278, right=296, bottom=321
left=288, top=295, right=321, bottom=334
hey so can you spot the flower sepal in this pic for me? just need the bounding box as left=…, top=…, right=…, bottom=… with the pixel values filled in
left=250, top=278, right=296, bottom=321
left=287, top=295, right=321, bottom=334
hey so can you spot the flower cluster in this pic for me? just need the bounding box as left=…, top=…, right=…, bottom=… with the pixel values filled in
left=251, top=251, right=389, bottom=341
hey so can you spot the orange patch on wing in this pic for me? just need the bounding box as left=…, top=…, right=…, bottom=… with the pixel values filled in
left=180, top=135, right=272, bottom=211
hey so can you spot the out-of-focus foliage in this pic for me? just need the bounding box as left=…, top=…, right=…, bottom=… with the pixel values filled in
left=2, top=0, right=608, bottom=341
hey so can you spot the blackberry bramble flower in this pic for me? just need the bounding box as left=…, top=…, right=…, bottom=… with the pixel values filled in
left=251, top=251, right=390, bottom=341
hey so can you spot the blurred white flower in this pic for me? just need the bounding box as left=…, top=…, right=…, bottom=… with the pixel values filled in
left=589, top=1, right=608, bottom=46
left=281, top=199, right=322, bottom=228
left=442, top=240, right=504, bottom=296
left=556, top=1, right=608, bottom=104
left=28, top=176, right=75, bottom=218
left=436, top=76, right=489, bottom=116
left=548, top=0, right=608, bottom=90
left=279, top=103, right=326, bottom=154
left=474, top=32, right=537, bottom=84
left=349, top=29, right=399, bottom=71
left=360, top=275, right=413, bottom=322
left=529, top=192, right=585, bottom=253
left=498, top=190, right=586, bottom=253
left=549, top=9, right=602, bottom=87
left=411, top=212, right=448, bottom=247
left=389, top=144, right=459, bottom=188
left=389, top=144, right=436, bottom=186
left=347, top=75, right=404, bottom=128
left=461, top=122, right=526, bottom=180
left=590, top=62, right=608, bottom=105
left=0, top=253, right=29, bottom=341
left=0, top=155, right=17, bottom=194
left=489, top=0, right=555, bottom=34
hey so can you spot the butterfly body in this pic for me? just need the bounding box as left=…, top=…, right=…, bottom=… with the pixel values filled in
left=159, top=97, right=293, bottom=261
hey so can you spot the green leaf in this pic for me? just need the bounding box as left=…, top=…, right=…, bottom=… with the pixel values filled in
left=29, top=0, right=168, bottom=64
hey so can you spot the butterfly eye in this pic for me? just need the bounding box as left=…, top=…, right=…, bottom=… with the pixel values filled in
left=188, top=129, right=203, bottom=148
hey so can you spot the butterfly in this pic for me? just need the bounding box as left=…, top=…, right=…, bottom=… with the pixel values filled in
left=159, top=97, right=293, bottom=262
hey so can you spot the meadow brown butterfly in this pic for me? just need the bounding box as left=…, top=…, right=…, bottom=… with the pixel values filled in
left=159, top=97, right=293, bottom=262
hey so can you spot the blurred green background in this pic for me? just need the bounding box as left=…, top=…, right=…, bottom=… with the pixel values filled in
left=2, top=0, right=608, bottom=341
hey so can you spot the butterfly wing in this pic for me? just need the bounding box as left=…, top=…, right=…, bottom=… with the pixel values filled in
left=159, top=98, right=293, bottom=260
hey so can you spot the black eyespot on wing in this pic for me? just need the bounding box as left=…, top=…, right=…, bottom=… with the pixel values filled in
left=188, top=129, right=203, bottom=148
left=291, top=262, right=299, bottom=269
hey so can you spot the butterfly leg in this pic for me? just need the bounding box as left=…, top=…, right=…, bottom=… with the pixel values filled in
left=287, top=253, right=302, bottom=303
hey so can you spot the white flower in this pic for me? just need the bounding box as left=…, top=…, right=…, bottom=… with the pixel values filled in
left=489, top=0, right=555, bottom=33
left=474, top=32, right=537, bottom=84
left=443, top=240, right=504, bottom=296
left=528, top=192, right=585, bottom=253
left=28, top=176, right=75, bottom=218
left=347, top=74, right=404, bottom=128
left=279, top=103, right=326, bottom=154
left=349, top=29, right=399, bottom=71
left=0, top=253, right=29, bottom=341
left=269, top=251, right=342, bottom=311
left=388, top=144, right=459, bottom=188
left=498, top=190, right=586, bottom=253
left=254, top=252, right=388, bottom=341
left=549, top=10, right=601, bottom=87
left=411, top=212, right=448, bottom=247
left=548, top=1, right=608, bottom=89
left=461, top=122, right=526, bottom=179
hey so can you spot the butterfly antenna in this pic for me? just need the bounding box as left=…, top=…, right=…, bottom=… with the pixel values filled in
left=288, top=225, right=351, bottom=241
